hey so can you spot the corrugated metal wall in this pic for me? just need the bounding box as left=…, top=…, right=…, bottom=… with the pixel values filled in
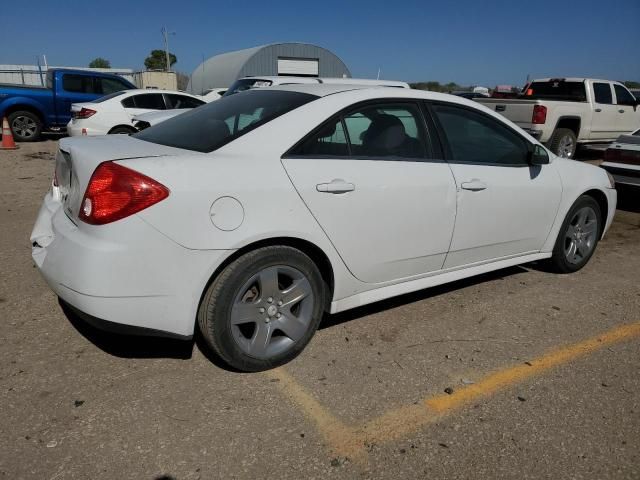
left=188, top=43, right=351, bottom=93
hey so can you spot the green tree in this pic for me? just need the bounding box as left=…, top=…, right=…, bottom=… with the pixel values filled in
left=89, top=57, right=111, bottom=68
left=144, top=49, right=177, bottom=71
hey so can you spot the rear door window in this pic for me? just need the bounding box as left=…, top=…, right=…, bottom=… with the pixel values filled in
left=99, top=77, right=132, bottom=95
left=131, top=93, right=166, bottom=109
left=524, top=81, right=586, bottom=101
left=593, top=83, right=613, bottom=104
left=164, top=94, right=206, bottom=109
left=62, top=74, right=97, bottom=94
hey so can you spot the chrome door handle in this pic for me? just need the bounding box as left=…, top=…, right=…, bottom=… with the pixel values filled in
left=618, top=109, right=625, bottom=113
left=594, top=108, right=602, bottom=112
left=316, top=179, right=355, bottom=193
left=461, top=179, right=487, bottom=191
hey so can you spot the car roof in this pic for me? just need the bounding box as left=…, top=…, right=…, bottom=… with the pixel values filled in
left=266, top=83, right=451, bottom=101
left=531, top=78, right=623, bottom=84
left=239, top=76, right=409, bottom=88
left=120, top=89, right=200, bottom=96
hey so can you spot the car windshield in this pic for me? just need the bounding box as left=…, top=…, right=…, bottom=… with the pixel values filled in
left=134, top=89, right=317, bottom=153
left=225, top=78, right=274, bottom=96
left=522, top=81, right=587, bottom=102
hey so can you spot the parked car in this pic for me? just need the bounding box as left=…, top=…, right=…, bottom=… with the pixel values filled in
left=601, top=128, right=640, bottom=187
left=31, top=85, right=616, bottom=372
left=0, top=69, right=136, bottom=141
left=476, top=78, right=640, bottom=158
left=224, top=76, right=410, bottom=96
left=67, top=89, right=205, bottom=136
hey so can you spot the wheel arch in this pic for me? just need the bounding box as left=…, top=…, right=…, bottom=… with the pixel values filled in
left=196, top=236, right=336, bottom=321
left=107, top=124, right=137, bottom=134
left=4, top=103, right=45, bottom=123
left=554, top=116, right=581, bottom=137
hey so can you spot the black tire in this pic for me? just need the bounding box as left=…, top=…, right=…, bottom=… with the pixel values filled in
left=198, top=246, right=325, bottom=372
left=8, top=110, right=42, bottom=142
left=548, top=195, right=602, bottom=273
left=108, top=126, right=136, bottom=135
left=547, top=128, right=577, bottom=158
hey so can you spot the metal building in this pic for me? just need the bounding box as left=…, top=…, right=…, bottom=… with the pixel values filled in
left=188, top=43, right=351, bottom=94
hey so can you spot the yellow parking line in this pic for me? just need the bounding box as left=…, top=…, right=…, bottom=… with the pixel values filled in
left=268, top=321, right=640, bottom=463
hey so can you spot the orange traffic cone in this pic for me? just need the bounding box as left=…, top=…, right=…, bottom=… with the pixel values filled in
left=1, top=117, right=19, bottom=150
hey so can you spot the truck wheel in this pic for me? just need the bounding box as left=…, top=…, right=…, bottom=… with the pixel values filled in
left=8, top=111, right=42, bottom=142
left=548, top=128, right=577, bottom=158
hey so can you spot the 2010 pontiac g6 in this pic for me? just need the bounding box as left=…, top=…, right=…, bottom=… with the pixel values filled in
left=31, top=85, right=617, bottom=371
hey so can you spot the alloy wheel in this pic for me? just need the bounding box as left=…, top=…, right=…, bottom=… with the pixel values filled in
left=564, top=206, right=598, bottom=264
left=557, top=135, right=575, bottom=158
left=230, top=265, right=315, bottom=359
left=11, top=116, right=37, bottom=139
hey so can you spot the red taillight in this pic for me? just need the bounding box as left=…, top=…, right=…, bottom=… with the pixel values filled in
left=604, top=147, right=640, bottom=165
left=79, top=162, right=169, bottom=225
left=532, top=105, right=547, bottom=124
left=73, top=107, right=97, bottom=119
left=604, top=148, right=619, bottom=162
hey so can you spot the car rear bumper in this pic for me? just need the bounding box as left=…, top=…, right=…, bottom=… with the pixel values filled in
left=66, top=120, right=106, bottom=137
left=30, top=191, right=230, bottom=338
left=601, top=163, right=640, bottom=187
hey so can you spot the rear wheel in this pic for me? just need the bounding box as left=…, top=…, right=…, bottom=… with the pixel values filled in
left=548, top=195, right=602, bottom=273
left=8, top=111, right=42, bottom=142
left=109, top=126, right=136, bottom=135
left=548, top=128, right=577, bottom=158
left=198, top=246, right=325, bottom=371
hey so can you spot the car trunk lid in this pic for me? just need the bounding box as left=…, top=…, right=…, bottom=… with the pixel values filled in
left=55, top=135, right=190, bottom=221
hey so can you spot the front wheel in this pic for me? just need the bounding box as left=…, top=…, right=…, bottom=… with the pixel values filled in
left=108, top=126, right=136, bottom=135
left=548, top=195, right=602, bottom=273
left=198, top=246, right=325, bottom=371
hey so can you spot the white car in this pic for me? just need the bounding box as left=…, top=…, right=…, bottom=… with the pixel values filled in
left=201, top=88, right=227, bottom=101
left=32, top=85, right=616, bottom=371
left=67, top=89, right=206, bottom=136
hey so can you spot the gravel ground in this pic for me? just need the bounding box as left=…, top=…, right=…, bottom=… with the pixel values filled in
left=1, top=140, right=639, bottom=479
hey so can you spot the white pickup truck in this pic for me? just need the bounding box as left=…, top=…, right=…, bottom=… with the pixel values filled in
left=476, top=78, right=640, bottom=158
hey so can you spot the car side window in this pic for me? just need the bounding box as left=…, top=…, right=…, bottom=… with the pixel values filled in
left=614, top=85, right=636, bottom=106
left=432, top=103, right=529, bottom=166
left=165, top=94, right=206, bottom=109
left=100, top=77, right=130, bottom=95
left=295, top=118, right=350, bottom=156
left=131, top=93, right=166, bottom=110
left=62, top=74, right=97, bottom=94
left=345, top=104, right=427, bottom=158
left=593, top=83, right=613, bottom=104
left=121, top=96, right=135, bottom=108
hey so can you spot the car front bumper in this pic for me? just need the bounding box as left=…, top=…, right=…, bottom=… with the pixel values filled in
left=30, top=191, right=230, bottom=338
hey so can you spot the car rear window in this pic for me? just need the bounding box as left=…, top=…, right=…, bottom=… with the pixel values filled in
left=134, top=90, right=317, bottom=153
left=523, top=81, right=587, bottom=102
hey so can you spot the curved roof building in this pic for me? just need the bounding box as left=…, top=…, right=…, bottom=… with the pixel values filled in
left=188, top=43, right=351, bottom=94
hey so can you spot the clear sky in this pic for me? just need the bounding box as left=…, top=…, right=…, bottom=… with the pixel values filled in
left=1, top=0, right=639, bottom=86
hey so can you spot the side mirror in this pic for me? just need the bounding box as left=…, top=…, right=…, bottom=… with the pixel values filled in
left=528, top=144, right=549, bottom=165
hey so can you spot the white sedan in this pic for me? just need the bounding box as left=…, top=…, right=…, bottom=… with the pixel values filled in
left=32, top=85, right=617, bottom=371
left=67, top=89, right=206, bottom=136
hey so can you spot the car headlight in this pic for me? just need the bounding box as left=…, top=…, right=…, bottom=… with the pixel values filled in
left=605, top=171, right=616, bottom=189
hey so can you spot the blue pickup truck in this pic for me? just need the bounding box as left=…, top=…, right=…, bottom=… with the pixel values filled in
left=0, top=69, right=136, bottom=141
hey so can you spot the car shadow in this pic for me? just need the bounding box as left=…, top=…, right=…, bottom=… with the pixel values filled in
left=616, top=185, right=640, bottom=213
left=60, top=300, right=194, bottom=360
left=60, top=266, right=529, bottom=366
left=320, top=265, right=527, bottom=330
